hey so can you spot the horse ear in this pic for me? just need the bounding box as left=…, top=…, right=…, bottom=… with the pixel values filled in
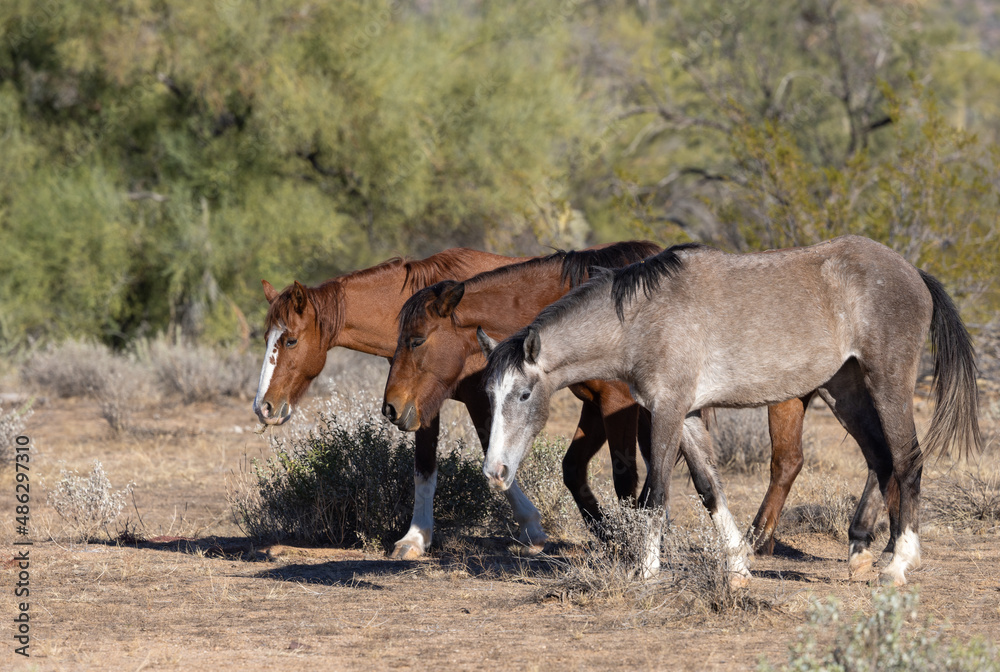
left=262, top=280, right=279, bottom=304
left=431, top=282, right=465, bottom=318
left=291, top=281, right=308, bottom=314
left=477, top=326, right=498, bottom=358
left=524, top=326, right=541, bottom=364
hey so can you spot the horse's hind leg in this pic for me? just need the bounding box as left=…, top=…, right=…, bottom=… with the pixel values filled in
left=866, top=373, right=923, bottom=586
left=750, top=396, right=811, bottom=555
left=817, top=361, right=904, bottom=581
left=391, top=417, right=441, bottom=559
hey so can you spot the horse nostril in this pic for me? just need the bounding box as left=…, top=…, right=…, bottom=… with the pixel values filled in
left=278, top=401, right=290, bottom=418
left=383, top=402, right=397, bottom=422
left=261, top=401, right=273, bottom=418
left=499, top=464, right=510, bottom=483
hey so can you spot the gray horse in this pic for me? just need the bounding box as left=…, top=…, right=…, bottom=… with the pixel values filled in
left=478, top=236, right=980, bottom=586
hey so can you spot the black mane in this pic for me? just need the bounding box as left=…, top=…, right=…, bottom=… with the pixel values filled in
left=610, top=243, right=705, bottom=321
left=465, top=240, right=662, bottom=293
left=484, top=327, right=531, bottom=383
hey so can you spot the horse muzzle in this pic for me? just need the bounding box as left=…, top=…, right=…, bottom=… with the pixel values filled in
left=382, top=400, right=419, bottom=432
left=483, top=462, right=512, bottom=491
left=254, top=399, right=291, bottom=426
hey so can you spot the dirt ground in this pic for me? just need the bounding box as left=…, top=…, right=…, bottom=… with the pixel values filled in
left=2, top=378, right=999, bottom=671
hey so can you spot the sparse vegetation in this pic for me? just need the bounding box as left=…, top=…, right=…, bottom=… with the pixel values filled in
left=710, top=407, right=771, bottom=473
left=540, top=502, right=758, bottom=617
left=0, top=399, right=32, bottom=464
left=925, top=470, right=1000, bottom=534
left=783, top=478, right=875, bottom=543
left=142, top=336, right=257, bottom=403
left=761, top=588, right=999, bottom=672
left=47, top=460, right=134, bottom=542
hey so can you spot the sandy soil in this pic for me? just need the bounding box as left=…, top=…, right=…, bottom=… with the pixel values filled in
left=2, top=385, right=998, bottom=671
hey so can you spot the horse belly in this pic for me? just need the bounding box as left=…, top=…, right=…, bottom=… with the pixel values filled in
left=693, top=339, right=845, bottom=410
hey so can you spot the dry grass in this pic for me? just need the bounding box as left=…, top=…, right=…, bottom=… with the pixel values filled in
left=140, top=336, right=258, bottom=403
left=0, top=399, right=33, bottom=463
left=925, top=469, right=1000, bottom=533
left=710, top=407, right=771, bottom=473
left=536, top=501, right=761, bottom=620
left=781, top=475, right=879, bottom=542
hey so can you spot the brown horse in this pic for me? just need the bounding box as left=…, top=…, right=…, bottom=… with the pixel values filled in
left=253, top=248, right=563, bottom=559
left=383, top=242, right=662, bottom=529
left=383, top=244, right=811, bottom=551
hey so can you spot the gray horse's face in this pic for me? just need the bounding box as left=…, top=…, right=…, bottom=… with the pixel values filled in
left=479, top=327, right=551, bottom=491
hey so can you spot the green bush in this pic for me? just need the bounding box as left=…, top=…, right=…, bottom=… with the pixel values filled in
left=761, top=588, right=999, bottom=671
left=231, top=411, right=505, bottom=550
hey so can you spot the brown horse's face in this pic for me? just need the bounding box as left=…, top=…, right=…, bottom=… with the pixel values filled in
left=252, top=280, right=329, bottom=425
left=382, top=281, right=468, bottom=431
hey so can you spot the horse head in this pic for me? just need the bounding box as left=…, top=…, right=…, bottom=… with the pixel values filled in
left=478, top=325, right=552, bottom=491
left=382, top=280, right=469, bottom=432
left=252, top=279, right=332, bottom=425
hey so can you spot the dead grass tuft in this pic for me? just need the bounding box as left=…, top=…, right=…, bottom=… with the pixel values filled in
left=537, top=502, right=762, bottom=618
left=925, top=469, right=1000, bottom=533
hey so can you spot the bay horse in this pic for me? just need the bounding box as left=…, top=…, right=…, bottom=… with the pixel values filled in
left=383, top=245, right=816, bottom=553
left=479, top=236, right=980, bottom=586
left=253, top=248, right=559, bottom=559
left=382, top=242, right=662, bottom=530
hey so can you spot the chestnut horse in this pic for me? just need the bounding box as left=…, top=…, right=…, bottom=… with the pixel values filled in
left=253, top=248, right=559, bottom=558
left=383, top=244, right=812, bottom=551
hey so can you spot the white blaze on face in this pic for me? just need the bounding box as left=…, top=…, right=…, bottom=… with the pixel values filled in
left=253, top=326, right=285, bottom=413
left=484, top=371, right=518, bottom=484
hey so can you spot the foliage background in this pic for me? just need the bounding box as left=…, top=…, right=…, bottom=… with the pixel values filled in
left=1, top=0, right=997, bottom=347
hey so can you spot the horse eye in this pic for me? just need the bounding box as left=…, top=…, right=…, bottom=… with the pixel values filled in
left=519, top=390, right=531, bottom=402
left=285, top=338, right=297, bottom=348
left=410, top=338, right=426, bottom=348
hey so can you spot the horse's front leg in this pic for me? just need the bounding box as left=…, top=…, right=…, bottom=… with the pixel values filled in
left=391, top=415, right=441, bottom=559
left=680, top=414, right=752, bottom=587
left=639, top=406, right=687, bottom=578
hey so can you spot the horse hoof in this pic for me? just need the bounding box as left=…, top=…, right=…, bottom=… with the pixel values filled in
left=848, top=549, right=875, bottom=581
left=730, top=572, right=751, bottom=590
left=877, top=570, right=906, bottom=588
left=513, top=539, right=546, bottom=556
left=390, top=542, right=423, bottom=560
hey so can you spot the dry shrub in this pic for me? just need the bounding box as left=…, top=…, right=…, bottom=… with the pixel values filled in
left=782, top=477, right=886, bottom=542
left=709, top=407, right=771, bottom=473
left=541, top=502, right=756, bottom=617
left=47, top=460, right=134, bottom=542
left=230, top=410, right=502, bottom=550
left=22, top=339, right=146, bottom=433
left=511, top=434, right=579, bottom=539
left=22, top=339, right=121, bottom=398
left=0, top=400, right=33, bottom=464
left=142, top=337, right=257, bottom=402
left=924, top=469, right=1000, bottom=533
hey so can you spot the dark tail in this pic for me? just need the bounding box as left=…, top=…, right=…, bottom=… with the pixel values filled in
left=918, top=270, right=981, bottom=461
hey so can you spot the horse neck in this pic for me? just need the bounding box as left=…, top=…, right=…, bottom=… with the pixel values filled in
left=456, top=269, right=571, bottom=341
left=329, top=269, right=413, bottom=358
left=538, top=308, right=627, bottom=392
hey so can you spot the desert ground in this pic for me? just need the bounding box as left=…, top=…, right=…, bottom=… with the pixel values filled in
left=2, top=350, right=999, bottom=671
